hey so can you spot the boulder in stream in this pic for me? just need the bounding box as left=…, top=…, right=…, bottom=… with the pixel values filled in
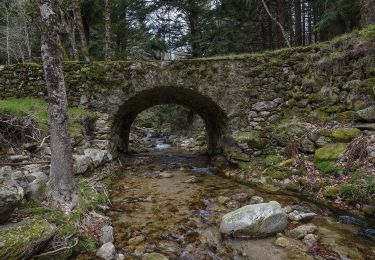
left=220, top=203, right=288, bottom=238
left=0, top=218, right=56, bottom=259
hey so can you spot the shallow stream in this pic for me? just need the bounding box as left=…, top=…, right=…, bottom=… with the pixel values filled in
left=106, top=138, right=375, bottom=259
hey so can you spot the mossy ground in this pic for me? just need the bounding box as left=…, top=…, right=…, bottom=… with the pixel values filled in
left=0, top=98, right=95, bottom=137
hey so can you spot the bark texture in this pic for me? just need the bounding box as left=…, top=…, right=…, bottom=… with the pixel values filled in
left=361, top=0, right=375, bottom=26
left=40, top=0, right=78, bottom=212
left=104, top=0, right=113, bottom=61
left=73, top=0, right=90, bottom=62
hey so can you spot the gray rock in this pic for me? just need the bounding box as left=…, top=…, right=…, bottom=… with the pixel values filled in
left=252, top=101, right=277, bottom=112
left=25, top=172, right=48, bottom=200
left=84, top=148, right=107, bottom=167
left=315, top=136, right=331, bottom=147
left=220, top=203, right=288, bottom=238
left=354, top=123, right=375, bottom=131
left=100, top=225, right=114, bottom=244
left=301, top=139, right=316, bottom=153
left=231, top=192, right=250, bottom=202
left=0, top=177, right=24, bottom=223
left=288, top=211, right=317, bottom=221
left=357, top=105, right=375, bottom=122
left=250, top=196, right=264, bottom=204
left=286, top=224, right=317, bottom=239
left=96, top=242, right=116, bottom=260
left=73, top=154, right=92, bottom=174
left=303, top=233, right=318, bottom=247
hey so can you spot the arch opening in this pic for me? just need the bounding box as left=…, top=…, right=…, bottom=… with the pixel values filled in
left=112, top=87, right=229, bottom=155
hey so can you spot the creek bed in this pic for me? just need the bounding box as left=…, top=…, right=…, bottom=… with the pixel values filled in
left=105, top=147, right=375, bottom=259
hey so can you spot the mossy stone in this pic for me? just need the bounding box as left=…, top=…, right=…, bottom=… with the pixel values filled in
left=315, top=143, right=347, bottom=160
left=334, top=111, right=360, bottom=123
left=331, top=128, right=361, bottom=142
left=278, top=159, right=295, bottom=168
left=264, top=168, right=290, bottom=180
left=0, top=218, right=56, bottom=259
left=233, top=130, right=266, bottom=149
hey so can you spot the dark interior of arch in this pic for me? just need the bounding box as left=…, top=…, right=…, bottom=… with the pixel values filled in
left=112, top=86, right=229, bottom=155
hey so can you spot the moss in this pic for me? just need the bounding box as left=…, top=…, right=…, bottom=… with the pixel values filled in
left=314, top=160, right=341, bottom=175
left=360, top=24, right=375, bottom=41
left=264, top=167, right=291, bottom=180
left=330, top=128, right=361, bottom=142
left=233, top=130, right=266, bottom=149
left=238, top=161, right=252, bottom=170
left=0, top=218, right=55, bottom=259
left=334, top=111, right=360, bottom=123
left=323, top=186, right=338, bottom=199
left=278, top=159, right=295, bottom=168
left=262, top=154, right=284, bottom=167
left=286, top=182, right=300, bottom=191
left=319, top=128, right=332, bottom=137
left=58, top=224, right=77, bottom=237
left=0, top=97, right=95, bottom=137
left=363, top=78, right=375, bottom=98
left=340, top=184, right=366, bottom=203
left=315, top=143, right=347, bottom=160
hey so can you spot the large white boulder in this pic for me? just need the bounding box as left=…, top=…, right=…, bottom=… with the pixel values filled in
left=220, top=203, right=287, bottom=238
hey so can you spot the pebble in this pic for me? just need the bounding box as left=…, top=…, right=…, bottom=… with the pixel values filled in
left=303, top=233, right=318, bottom=247
left=96, top=242, right=116, bottom=260
left=128, top=235, right=145, bottom=246
left=286, top=223, right=317, bottom=239
left=250, top=196, right=264, bottom=204
left=288, top=211, right=317, bottom=221
left=159, top=172, right=173, bottom=178
left=217, top=196, right=230, bottom=204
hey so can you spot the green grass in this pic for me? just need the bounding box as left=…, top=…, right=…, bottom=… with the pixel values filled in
left=314, top=160, right=341, bottom=175
left=360, top=24, right=375, bottom=41
left=0, top=97, right=95, bottom=136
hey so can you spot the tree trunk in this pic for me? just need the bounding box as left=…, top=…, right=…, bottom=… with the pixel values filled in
left=5, top=6, right=10, bottom=64
left=361, top=0, right=375, bottom=26
left=103, top=0, right=113, bottom=61
left=189, top=11, right=201, bottom=58
left=294, top=0, right=302, bottom=45
left=261, top=0, right=291, bottom=47
left=39, top=0, right=78, bottom=212
left=72, top=0, right=90, bottom=62
left=69, top=21, right=79, bottom=61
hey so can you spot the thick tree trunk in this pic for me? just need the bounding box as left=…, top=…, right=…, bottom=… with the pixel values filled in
left=72, top=0, right=90, bottom=62
left=104, top=0, right=113, bottom=61
left=261, top=0, right=291, bottom=47
left=189, top=12, right=201, bottom=58
left=39, top=0, right=78, bottom=212
left=361, top=0, right=375, bottom=26
left=294, top=0, right=302, bottom=45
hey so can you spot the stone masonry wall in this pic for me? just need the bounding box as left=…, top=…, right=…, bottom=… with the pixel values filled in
left=0, top=31, right=374, bottom=157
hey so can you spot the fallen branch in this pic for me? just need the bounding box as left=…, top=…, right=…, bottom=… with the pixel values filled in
left=34, top=238, right=78, bottom=258
left=0, top=160, right=50, bottom=166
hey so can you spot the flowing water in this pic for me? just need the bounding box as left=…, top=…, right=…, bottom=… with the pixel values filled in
left=104, top=136, right=375, bottom=260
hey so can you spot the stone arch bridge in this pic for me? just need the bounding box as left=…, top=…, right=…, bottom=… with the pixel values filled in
left=0, top=35, right=374, bottom=161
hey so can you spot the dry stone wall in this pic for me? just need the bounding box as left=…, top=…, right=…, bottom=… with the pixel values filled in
left=0, top=32, right=374, bottom=158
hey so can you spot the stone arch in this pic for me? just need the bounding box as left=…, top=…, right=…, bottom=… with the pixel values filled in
left=111, top=86, right=229, bottom=155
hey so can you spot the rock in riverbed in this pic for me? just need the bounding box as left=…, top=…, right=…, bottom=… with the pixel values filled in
left=0, top=176, right=24, bottom=224
left=220, top=203, right=288, bottom=238
left=96, top=242, right=116, bottom=260
left=0, top=218, right=56, bottom=259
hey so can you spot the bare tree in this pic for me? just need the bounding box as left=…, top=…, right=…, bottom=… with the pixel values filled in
left=361, top=0, right=375, bottom=26
left=72, top=0, right=90, bottom=62
left=260, top=0, right=291, bottom=47
left=103, top=0, right=113, bottom=61
left=40, top=0, right=78, bottom=212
